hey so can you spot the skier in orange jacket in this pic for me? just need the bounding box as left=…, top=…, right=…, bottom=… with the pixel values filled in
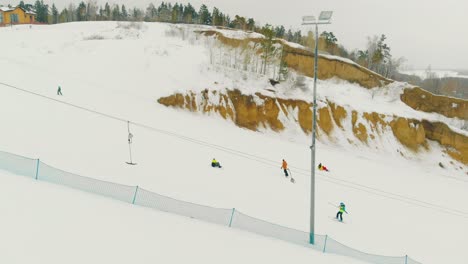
left=281, top=159, right=289, bottom=177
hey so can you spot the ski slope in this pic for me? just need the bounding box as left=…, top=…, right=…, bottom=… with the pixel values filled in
left=0, top=170, right=367, bottom=264
left=0, top=22, right=467, bottom=264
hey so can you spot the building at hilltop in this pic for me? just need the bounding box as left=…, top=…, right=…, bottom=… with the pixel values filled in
left=0, top=6, right=36, bottom=26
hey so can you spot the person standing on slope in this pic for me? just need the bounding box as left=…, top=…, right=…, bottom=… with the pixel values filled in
left=57, top=85, right=63, bottom=96
left=281, top=159, right=289, bottom=177
left=336, top=202, right=348, bottom=222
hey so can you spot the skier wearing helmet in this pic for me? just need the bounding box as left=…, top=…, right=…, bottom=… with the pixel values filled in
left=336, top=202, right=348, bottom=222
left=211, top=158, right=222, bottom=168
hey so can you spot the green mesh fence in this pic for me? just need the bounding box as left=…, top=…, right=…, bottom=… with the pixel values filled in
left=0, top=150, right=422, bottom=264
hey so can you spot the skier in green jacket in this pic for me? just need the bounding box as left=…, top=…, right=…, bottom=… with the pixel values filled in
left=211, top=158, right=222, bottom=168
left=336, top=202, right=348, bottom=222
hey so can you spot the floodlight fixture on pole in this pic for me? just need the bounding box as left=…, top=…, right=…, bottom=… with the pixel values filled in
left=301, top=10, right=333, bottom=245
left=302, top=11, right=333, bottom=25
left=318, top=11, right=333, bottom=22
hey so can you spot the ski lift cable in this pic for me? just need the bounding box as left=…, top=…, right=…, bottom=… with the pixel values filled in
left=1, top=82, right=466, bottom=218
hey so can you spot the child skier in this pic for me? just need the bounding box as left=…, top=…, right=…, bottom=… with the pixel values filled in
left=281, top=159, right=289, bottom=177
left=336, top=202, right=348, bottom=222
left=211, top=158, right=222, bottom=168
left=318, top=163, right=329, bottom=172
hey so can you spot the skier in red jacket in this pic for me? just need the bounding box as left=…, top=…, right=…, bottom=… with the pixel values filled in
left=318, top=163, right=329, bottom=172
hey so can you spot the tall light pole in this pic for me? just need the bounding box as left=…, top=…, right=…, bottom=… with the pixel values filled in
left=302, top=11, right=333, bottom=245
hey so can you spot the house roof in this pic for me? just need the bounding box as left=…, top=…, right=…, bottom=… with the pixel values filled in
left=0, top=6, right=36, bottom=15
left=0, top=6, right=14, bottom=12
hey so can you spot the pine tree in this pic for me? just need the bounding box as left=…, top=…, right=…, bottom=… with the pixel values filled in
left=274, top=26, right=285, bottom=38
left=132, top=8, right=144, bottom=21
left=183, top=3, right=195, bottom=23
left=98, top=7, right=103, bottom=20
left=76, top=1, right=86, bottom=21
left=104, top=2, right=111, bottom=20
left=293, top=30, right=302, bottom=44
left=157, top=2, right=171, bottom=22
left=321, top=31, right=337, bottom=45
left=260, top=24, right=276, bottom=74
left=112, top=4, right=120, bottom=21
left=51, top=4, right=58, bottom=24
left=320, top=31, right=338, bottom=54
left=198, top=4, right=211, bottom=25
left=286, top=29, right=293, bottom=42
left=246, top=18, right=255, bottom=31
left=59, top=8, right=69, bottom=22
left=223, top=15, right=231, bottom=27
left=19, top=1, right=26, bottom=9
left=212, top=7, right=221, bottom=26
left=357, top=50, right=369, bottom=66
left=177, top=4, right=184, bottom=22
left=232, top=15, right=246, bottom=30
left=24, top=3, right=34, bottom=11
left=121, top=5, right=128, bottom=20
left=34, top=0, right=49, bottom=23
left=278, top=46, right=289, bottom=81
left=171, top=3, right=179, bottom=23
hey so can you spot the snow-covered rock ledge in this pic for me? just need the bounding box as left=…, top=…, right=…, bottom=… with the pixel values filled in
left=158, top=89, right=468, bottom=166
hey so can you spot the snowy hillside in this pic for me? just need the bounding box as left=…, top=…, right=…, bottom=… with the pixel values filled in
left=0, top=22, right=467, bottom=264
left=0, top=170, right=368, bottom=264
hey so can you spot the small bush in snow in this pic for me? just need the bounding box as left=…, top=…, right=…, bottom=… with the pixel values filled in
left=117, top=22, right=143, bottom=30
left=165, top=27, right=183, bottom=38
left=83, top=34, right=106, bottom=40
left=461, top=121, right=467, bottom=131
left=293, top=75, right=308, bottom=92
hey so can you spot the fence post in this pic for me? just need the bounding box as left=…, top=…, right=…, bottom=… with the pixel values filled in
left=323, top=235, right=328, bottom=253
left=228, top=208, right=235, bottom=227
left=405, top=255, right=408, bottom=264
left=35, top=159, right=40, bottom=180
left=132, top=186, right=139, bottom=204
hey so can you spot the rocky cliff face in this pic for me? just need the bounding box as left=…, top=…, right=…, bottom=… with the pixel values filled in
left=199, top=30, right=391, bottom=89
left=158, top=89, right=468, bottom=165
left=281, top=45, right=392, bottom=89
left=401, top=87, right=468, bottom=119
left=198, top=30, right=467, bottom=121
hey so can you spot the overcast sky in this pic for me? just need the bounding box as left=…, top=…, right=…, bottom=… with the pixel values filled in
left=6, top=0, right=467, bottom=70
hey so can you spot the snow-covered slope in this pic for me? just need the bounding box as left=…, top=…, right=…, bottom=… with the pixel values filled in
left=0, top=170, right=366, bottom=264
left=0, top=22, right=467, bottom=264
